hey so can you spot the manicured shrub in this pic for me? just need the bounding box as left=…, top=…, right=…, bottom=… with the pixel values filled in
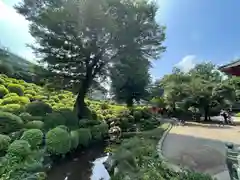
left=0, top=85, right=8, bottom=98
left=43, top=112, right=66, bottom=131
left=98, top=123, right=109, bottom=137
left=7, top=140, right=31, bottom=158
left=0, top=134, right=11, bottom=152
left=19, top=112, right=32, bottom=123
left=79, top=119, right=101, bottom=128
left=91, top=125, right=103, bottom=141
left=0, top=78, right=5, bottom=84
left=70, top=130, right=79, bottom=150
left=0, top=111, right=23, bottom=134
left=77, top=128, right=92, bottom=147
left=24, top=89, right=37, bottom=96
left=25, top=121, right=44, bottom=130
left=46, top=127, right=71, bottom=155
left=57, top=109, right=78, bottom=129
left=3, top=92, right=18, bottom=98
left=1, top=96, right=30, bottom=105
left=133, top=110, right=142, bottom=121
left=0, top=104, right=22, bottom=114
left=9, top=130, right=24, bottom=141
left=7, top=83, right=24, bottom=96
left=56, top=125, right=69, bottom=131
left=25, top=101, right=52, bottom=116
left=20, top=129, right=43, bottom=149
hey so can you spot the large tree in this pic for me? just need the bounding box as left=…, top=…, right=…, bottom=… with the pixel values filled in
left=110, top=57, right=151, bottom=107
left=15, top=0, right=165, bottom=118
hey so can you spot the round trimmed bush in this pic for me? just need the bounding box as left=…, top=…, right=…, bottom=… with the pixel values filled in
left=98, top=123, right=108, bottom=137
left=0, top=85, right=8, bottom=98
left=1, top=96, right=30, bottom=105
left=91, top=125, right=102, bottom=141
left=70, top=130, right=79, bottom=150
left=43, top=112, right=66, bottom=131
left=57, top=109, right=78, bottom=129
left=7, top=83, right=24, bottom=96
left=0, top=78, right=5, bottom=85
left=25, top=121, right=44, bottom=130
left=77, top=128, right=92, bottom=147
left=3, top=93, right=18, bottom=98
left=19, top=112, right=32, bottom=123
left=7, top=140, right=31, bottom=157
left=0, top=104, right=22, bottom=114
left=56, top=125, right=69, bottom=131
left=0, top=111, right=23, bottom=134
left=24, top=90, right=37, bottom=96
left=46, top=127, right=71, bottom=155
left=20, top=129, right=43, bottom=149
left=25, top=101, right=52, bottom=116
left=0, top=134, right=11, bottom=152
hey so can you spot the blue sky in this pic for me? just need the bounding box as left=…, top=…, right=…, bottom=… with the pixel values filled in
left=1, top=0, right=240, bottom=79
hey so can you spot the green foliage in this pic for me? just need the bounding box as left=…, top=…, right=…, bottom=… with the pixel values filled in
left=0, top=85, right=8, bottom=98
left=91, top=125, right=103, bottom=141
left=7, top=83, right=24, bottom=96
left=236, top=112, right=240, bottom=117
left=0, top=63, right=14, bottom=76
left=0, top=111, right=23, bottom=134
left=19, top=112, right=32, bottom=123
left=43, top=112, right=66, bottom=130
left=0, top=134, right=11, bottom=152
left=79, top=119, right=101, bottom=128
left=25, top=120, right=44, bottom=130
left=57, top=109, right=78, bottom=129
left=77, top=128, right=92, bottom=147
left=1, top=96, right=30, bottom=105
left=0, top=104, right=23, bottom=114
left=20, top=129, right=43, bottom=149
left=25, top=101, right=52, bottom=116
left=3, top=92, right=18, bottom=98
left=46, top=127, right=71, bottom=155
left=70, top=130, right=79, bottom=150
left=7, top=140, right=31, bottom=158
left=24, top=89, right=37, bottom=96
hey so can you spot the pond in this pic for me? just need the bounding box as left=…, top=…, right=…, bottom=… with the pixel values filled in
left=47, top=143, right=110, bottom=180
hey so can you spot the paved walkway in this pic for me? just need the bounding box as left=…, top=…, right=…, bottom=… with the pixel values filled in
left=162, top=118, right=240, bottom=180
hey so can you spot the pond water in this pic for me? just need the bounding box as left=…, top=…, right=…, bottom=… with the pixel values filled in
left=47, top=144, right=110, bottom=180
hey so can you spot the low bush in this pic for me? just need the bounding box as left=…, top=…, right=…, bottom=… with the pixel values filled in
left=79, top=119, right=101, bottom=128
left=0, top=78, right=5, bottom=84
left=0, top=104, right=23, bottom=114
left=133, top=110, right=142, bottom=122
left=56, top=125, right=69, bottom=131
left=25, top=121, right=44, bottom=130
left=91, top=125, right=103, bottom=141
left=0, top=85, right=8, bottom=98
left=46, top=127, right=71, bottom=155
left=77, top=128, right=92, bottom=147
left=1, top=96, right=30, bottom=105
left=0, top=111, right=23, bottom=134
left=57, top=109, right=78, bottom=129
left=19, top=112, right=32, bottom=123
left=3, top=92, right=18, bottom=98
left=25, top=101, right=52, bottom=116
left=20, top=129, right=44, bottom=149
left=43, top=112, right=66, bottom=130
left=70, top=130, right=79, bottom=150
left=0, top=134, right=11, bottom=152
left=7, top=140, right=31, bottom=158
left=24, top=89, right=37, bottom=96
left=7, top=83, right=24, bottom=96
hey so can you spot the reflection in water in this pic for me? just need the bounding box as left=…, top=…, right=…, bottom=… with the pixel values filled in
left=90, top=155, right=110, bottom=180
left=47, top=144, right=110, bottom=180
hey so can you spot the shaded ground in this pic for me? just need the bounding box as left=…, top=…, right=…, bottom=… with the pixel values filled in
left=162, top=118, right=240, bottom=177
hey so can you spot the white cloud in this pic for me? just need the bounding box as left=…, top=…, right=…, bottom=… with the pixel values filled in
left=175, top=55, right=197, bottom=72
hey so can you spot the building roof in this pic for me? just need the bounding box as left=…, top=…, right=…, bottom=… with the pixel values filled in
left=219, top=60, right=240, bottom=76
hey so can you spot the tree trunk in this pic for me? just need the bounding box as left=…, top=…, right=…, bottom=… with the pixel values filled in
left=204, top=106, right=209, bottom=121
left=74, top=76, right=92, bottom=119
left=126, top=98, right=133, bottom=108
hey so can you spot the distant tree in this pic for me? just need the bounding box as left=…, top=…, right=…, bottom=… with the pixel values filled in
left=0, top=62, right=14, bottom=76
left=110, top=57, right=151, bottom=107
left=15, top=0, right=165, bottom=118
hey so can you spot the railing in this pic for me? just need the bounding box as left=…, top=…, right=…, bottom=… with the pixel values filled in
left=226, top=143, right=240, bottom=180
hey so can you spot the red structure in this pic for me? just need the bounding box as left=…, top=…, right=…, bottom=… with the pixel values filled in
left=219, top=60, right=240, bottom=76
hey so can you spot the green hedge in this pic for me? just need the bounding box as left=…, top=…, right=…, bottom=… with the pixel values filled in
left=25, top=121, right=44, bottom=130
left=25, top=101, right=52, bottom=116
left=46, top=127, right=71, bottom=155
left=1, top=96, right=30, bottom=105
left=0, top=111, right=23, bottom=134
left=70, top=130, right=79, bottom=150
left=7, top=83, right=25, bottom=96
left=0, top=134, right=11, bottom=152
left=77, top=128, right=92, bottom=147
left=0, top=85, right=9, bottom=98
left=20, top=129, right=43, bottom=149
left=7, top=140, right=31, bottom=158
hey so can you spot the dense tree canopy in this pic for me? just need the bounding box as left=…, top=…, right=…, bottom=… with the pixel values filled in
left=15, top=0, right=165, bottom=118
left=151, top=62, right=237, bottom=120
